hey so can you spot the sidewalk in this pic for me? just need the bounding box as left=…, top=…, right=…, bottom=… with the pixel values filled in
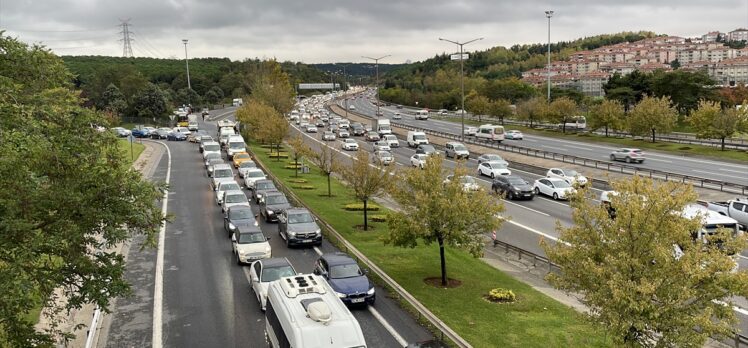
left=35, top=141, right=162, bottom=348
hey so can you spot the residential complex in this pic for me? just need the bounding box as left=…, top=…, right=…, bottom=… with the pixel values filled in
left=522, top=29, right=748, bottom=96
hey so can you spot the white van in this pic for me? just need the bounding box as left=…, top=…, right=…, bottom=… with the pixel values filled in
left=475, top=124, right=505, bottom=142
left=219, top=127, right=236, bottom=147
left=415, top=110, right=429, bottom=120
left=407, top=131, right=429, bottom=147
left=226, top=135, right=246, bottom=159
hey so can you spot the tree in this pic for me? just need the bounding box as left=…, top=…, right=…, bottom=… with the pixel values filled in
left=384, top=156, right=504, bottom=286
left=175, top=88, right=202, bottom=108
left=466, top=94, right=490, bottom=122
left=604, top=71, right=653, bottom=110
left=287, top=135, right=312, bottom=177
left=627, top=95, right=677, bottom=142
left=235, top=99, right=278, bottom=144
left=650, top=70, right=718, bottom=114
left=543, top=176, right=748, bottom=347
left=203, top=85, right=225, bottom=106
left=718, top=84, right=748, bottom=108
left=264, top=114, right=289, bottom=161
left=669, top=59, right=681, bottom=70
left=487, top=98, right=513, bottom=125
left=588, top=99, right=625, bottom=136
left=0, top=34, right=163, bottom=346
left=546, top=97, right=579, bottom=133
left=339, top=151, right=392, bottom=231
left=251, top=60, right=296, bottom=115
left=312, top=143, right=339, bottom=197
left=131, top=82, right=169, bottom=120
left=515, top=96, right=547, bottom=128
left=101, top=83, right=127, bottom=116
left=690, top=100, right=748, bottom=150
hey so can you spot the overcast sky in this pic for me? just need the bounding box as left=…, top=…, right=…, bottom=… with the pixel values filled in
left=2, top=0, right=747, bottom=64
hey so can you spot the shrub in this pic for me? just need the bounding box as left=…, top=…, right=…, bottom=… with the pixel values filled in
left=343, top=203, right=380, bottom=211
left=370, top=214, right=387, bottom=222
left=487, top=288, right=516, bottom=303
left=284, top=165, right=302, bottom=169
left=293, top=185, right=316, bottom=190
left=288, top=179, right=308, bottom=184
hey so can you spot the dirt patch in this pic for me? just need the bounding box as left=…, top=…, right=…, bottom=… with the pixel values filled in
left=424, top=277, right=462, bottom=288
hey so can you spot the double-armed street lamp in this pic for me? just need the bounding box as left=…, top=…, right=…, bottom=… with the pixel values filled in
left=438, top=37, right=483, bottom=141
left=362, top=55, right=391, bottom=118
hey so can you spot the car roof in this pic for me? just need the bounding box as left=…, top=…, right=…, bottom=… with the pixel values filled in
left=254, top=179, right=274, bottom=185
left=546, top=177, right=567, bottom=183
left=265, top=190, right=284, bottom=197
left=224, top=189, right=245, bottom=196
left=321, top=253, right=357, bottom=266
left=259, top=257, right=294, bottom=269
left=236, top=224, right=262, bottom=233
left=203, top=141, right=220, bottom=146
left=285, top=207, right=310, bottom=214
left=219, top=181, right=240, bottom=187
left=213, top=164, right=232, bottom=169
left=228, top=205, right=252, bottom=213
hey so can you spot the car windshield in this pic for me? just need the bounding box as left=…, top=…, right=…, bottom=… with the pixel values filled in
left=565, top=170, right=579, bottom=176
left=489, top=161, right=507, bottom=169
left=288, top=213, right=314, bottom=224
left=206, top=153, right=222, bottom=161
left=345, top=139, right=356, bottom=144
left=237, top=231, right=265, bottom=244
left=201, top=136, right=213, bottom=141
left=214, top=169, right=232, bottom=178
left=420, top=146, right=434, bottom=152
left=454, top=144, right=467, bottom=151
left=230, top=209, right=253, bottom=220
left=632, top=150, right=643, bottom=154
left=256, top=182, right=274, bottom=190
left=235, top=154, right=250, bottom=160
left=414, top=135, right=426, bottom=140
left=553, top=180, right=571, bottom=188
left=329, top=263, right=363, bottom=279
left=507, top=178, right=525, bottom=185
left=225, top=194, right=247, bottom=203
left=204, top=145, right=220, bottom=152
left=239, top=162, right=256, bottom=168
left=486, top=154, right=502, bottom=161
left=209, top=159, right=223, bottom=165
left=220, top=183, right=241, bottom=191
left=230, top=142, right=245, bottom=149
left=261, top=265, right=297, bottom=282
left=247, top=171, right=265, bottom=178
left=266, top=195, right=288, bottom=205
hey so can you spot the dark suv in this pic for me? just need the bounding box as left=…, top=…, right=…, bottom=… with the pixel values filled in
left=259, top=191, right=291, bottom=222
left=278, top=208, right=322, bottom=247
left=491, top=175, right=535, bottom=200
left=313, top=253, right=375, bottom=306
left=252, top=179, right=277, bottom=203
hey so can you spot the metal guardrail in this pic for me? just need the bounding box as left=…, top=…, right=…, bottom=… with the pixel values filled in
left=331, top=104, right=747, bottom=196
left=248, top=145, right=473, bottom=348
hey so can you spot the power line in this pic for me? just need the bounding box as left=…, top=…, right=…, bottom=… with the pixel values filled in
left=119, top=19, right=134, bottom=58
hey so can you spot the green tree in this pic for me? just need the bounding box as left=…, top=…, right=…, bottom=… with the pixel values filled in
left=287, top=135, right=312, bottom=178
left=516, top=96, right=547, bottom=128
left=131, top=82, right=169, bottom=120
left=0, top=34, right=163, bottom=346
left=339, top=151, right=392, bottom=231
left=236, top=99, right=278, bottom=144
left=546, top=97, right=579, bottom=133
left=588, top=99, right=625, bottom=136
left=543, top=176, right=748, bottom=347
left=264, top=114, right=289, bottom=161
left=312, top=143, right=339, bottom=198
left=466, top=94, right=490, bottom=122
left=487, top=98, right=513, bottom=125
left=251, top=60, right=296, bottom=115
left=627, top=95, right=677, bottom=142
left=175, top=88, right=202, bottom=108
left=689, top=100, right=748, bottom=150
left=102, top=83, right=127, bottom=116
left=385, top=156, right=504, bottom=286
left=604, top=71, right=653, bottom=110
left=650, top=70, right=718, bottom=114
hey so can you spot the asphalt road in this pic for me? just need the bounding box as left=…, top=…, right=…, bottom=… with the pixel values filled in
left=341, top=93, right=748, bottom=186
left=143, top=112, right=432, bottom=347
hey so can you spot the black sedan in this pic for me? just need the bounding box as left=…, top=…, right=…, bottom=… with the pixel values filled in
left=167, top=131, right=187, bottom=141
left=491, top=175, right=535, bottom=200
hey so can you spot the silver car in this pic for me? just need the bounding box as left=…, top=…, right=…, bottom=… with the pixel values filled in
left=215, top=181, right=242, bottom=205
left=221, top=189, right=250, bottom=214
left=278, top=208, right=322, bottom=247
left=374, top=151, right=394, bottom=166
left=610, top=148, right=645, bottom=164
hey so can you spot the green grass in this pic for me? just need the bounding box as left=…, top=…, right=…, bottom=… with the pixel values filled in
left=118, top=139, right=145, bottom=165
left=432, top=116, right=748, bottom=163
left=250, top=142, right=610, bottom=347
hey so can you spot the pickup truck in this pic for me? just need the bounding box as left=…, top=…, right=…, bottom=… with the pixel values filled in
left=701, top=198, right=748, bottom=230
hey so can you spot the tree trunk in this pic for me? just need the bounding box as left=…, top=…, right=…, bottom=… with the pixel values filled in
left=500, top=116, right=504, bottom=125
left=562, top=119, right=567, bottom=133
left=721, top=137, right=726, bottom=151
left=294, top=156, right=299, bottom=177
left=363, top=199, right=368, bottom=231
left=651, top=128, right=656, bottom=143
left=438, top=235, right=447, bottom=286
left=327, top=174, right=331, bottom=197
left=276, top=143, right=281, bottom=162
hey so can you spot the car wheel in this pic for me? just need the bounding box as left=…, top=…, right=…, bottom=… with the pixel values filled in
left=625, top=157, right=632, bottom=163
left=508, top=192, right=515, bottom=200
left=490, top=172, right=495, bottom=179
left=285, top=234, right=290, bottom=248
left=236, top=252, right=242, bottom=265
left=609, top=154, right=616, bottom=161
left=534, top=187, right=540, bottom=195
left=553, top=192, right=559, bottom=200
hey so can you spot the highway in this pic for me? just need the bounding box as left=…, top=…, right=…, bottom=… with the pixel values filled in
left=102, top=110, right=435, bottom=348
left=339, top=92, right=748, bottom=186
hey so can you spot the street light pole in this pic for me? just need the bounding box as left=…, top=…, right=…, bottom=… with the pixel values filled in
left=362, top=55, right=391, bottom=118
left=439, top=37, right=483, bottom=141
left=545, top=11, right=554, bottom=102
left=182, top=39, right=192, bottom=108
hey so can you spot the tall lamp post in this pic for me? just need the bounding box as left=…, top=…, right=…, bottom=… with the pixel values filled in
left=545, top=11, right=553, bottom=102
left=182, top=39, right=192, bottom=107
left=439, top=37, right=483, bottom=141
left=362, top=55, right=391, bottom=118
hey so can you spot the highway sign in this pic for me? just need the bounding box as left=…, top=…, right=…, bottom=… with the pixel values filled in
left=450, top=53, right=469, bottom=60
left=298, top=83, right=340, bottom=90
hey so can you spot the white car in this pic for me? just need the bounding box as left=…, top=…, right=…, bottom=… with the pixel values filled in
left=215, top=181, right=242, bottom=205
left=237, top=161, right=258, bottom=178
left=243, top=168, right=268, bottom=190
left=477, top=161, right=512, bottom=178
left=232, top=227, right=272, bottom=265
left=382, top=134, right=399, bottom=148
left=341, top=139, right=359, bottom=151
left=221, top=190, right=250, bottom=214
left=476, top=153, right=508, bottom=166
left=202, top=141, right=221, bottom=160
left=393, top=112, right=402, bottom=120
left=410, top=153, right=428, bottom=169
left=533, top=178, right=576, bottom=200
left=444, top=175, right=481, bottom=192
left=338, top=129, right=350, bottom=138
left=546, top=168, right=588, bottom=187
left=299, top=121, right=309, bottom=128
left=374, top=150, right=394, bottom=166
left=373, top=141, right=391, bottom=152
left=249, top=258, right=298, bottom=311
left=349, top=105, right=356, bottom=110
left=610, top=148, right=645, bottom=164
left=322, top=131, right=336, bottom=141
left=306, top=125, right=318, bottom=133
left=464, top=126, right=478, bottom=136
left=505, top=130, right=524, bottom=140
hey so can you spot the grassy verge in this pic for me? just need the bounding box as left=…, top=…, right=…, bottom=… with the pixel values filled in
left=250, top=142, right=610, bottom=347
left=431, top=116, right=748, bottom=163
left=118, top=139, right=145, bottom=165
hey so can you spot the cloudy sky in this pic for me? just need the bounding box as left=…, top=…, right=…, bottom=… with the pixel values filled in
left=2, top=0, right=747, bottom=64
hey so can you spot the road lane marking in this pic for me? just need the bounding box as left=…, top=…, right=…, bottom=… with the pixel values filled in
left=692, top=170, right=748, bottom=180
left=507, top=220, right=560, bottom=242
left=152, top=141, right=172, bottom=348
left=367, top=306, right=408, bottom=347
left=313, top=246, right=323, bottom=256
left=562, top=144, right=594, bottom=151
left=502, top=200, right=551, bottom=217
left=721, top=168, right=748, bottom=174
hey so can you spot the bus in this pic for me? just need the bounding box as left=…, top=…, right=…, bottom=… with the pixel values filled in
left=265, top=274, right=367, bottom=348
left=475, top=124, right=505, bottom=142
left=560, top=116, right=586, bottom=130
left=176, top=112, right=189, bottom=127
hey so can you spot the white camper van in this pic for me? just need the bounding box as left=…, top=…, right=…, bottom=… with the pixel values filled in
left=414, top=110, right=429, bottom=120
left=475, top=124, right=505, bottom=142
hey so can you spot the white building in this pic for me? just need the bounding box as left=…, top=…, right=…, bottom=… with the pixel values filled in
left=729, top=29, right=748, bottom=42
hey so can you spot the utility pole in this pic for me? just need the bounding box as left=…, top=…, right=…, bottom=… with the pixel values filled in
left=182, top=39, right=191, bottom=91
left=439, top=37, right=483, bottom=141
left=119, top=19, right=134, bottom=58
left=545, top=10, right=554, bottom=102
left=362, top=55, right=391, bottom=118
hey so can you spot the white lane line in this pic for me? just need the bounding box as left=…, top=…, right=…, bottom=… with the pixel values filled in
left=152, top=141, right=172, bottom=348
left=721, top=168, right=748, bottom=174
left=503, top=200, right=551, bottom=217
left=739, top=255, right=748, bottom=261
left=692, top=170, right=748, bottom=180
left=562, top=144, right=594, bottom=151
left=507, top=220, right=560, bottom=243
left=313, top=246, right=323, bottom=256
left=367, top=306, right=409, bottom=348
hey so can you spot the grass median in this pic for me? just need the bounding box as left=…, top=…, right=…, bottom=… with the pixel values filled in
left=250, top=142, right=610, bottom=347
left=118, top=139, right=145, bottom=166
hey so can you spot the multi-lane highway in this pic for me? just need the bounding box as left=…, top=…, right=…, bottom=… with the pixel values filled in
left=102, top=110, right=435, bottom=347
left=340, top=93, right=748, bottom=186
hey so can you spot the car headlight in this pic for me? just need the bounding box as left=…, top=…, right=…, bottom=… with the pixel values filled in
left=315, top=229, right=321, bottom=236
left=265, top=246, right=272, bottom=254
left=336, top=292, right=347, bottom=298
left=288, top=231, right=296, bottom=237
left=267, top=210, right=274, bottom=215
left=229, top=223, right=236, bottom=230
left=367, top=287, right=375, bottom=295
